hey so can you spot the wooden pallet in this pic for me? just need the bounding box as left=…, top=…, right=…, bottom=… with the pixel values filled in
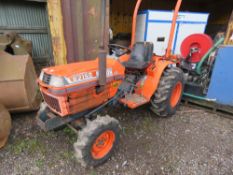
left=182, top=97, right=233, bottom=120
left=224, top=10, right=233, bottom=45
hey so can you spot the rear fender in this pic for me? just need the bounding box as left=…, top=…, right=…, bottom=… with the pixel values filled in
left=139, top=59, right=175, bottom=100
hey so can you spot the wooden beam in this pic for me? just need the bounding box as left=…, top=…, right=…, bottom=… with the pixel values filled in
left=25, top=0, right=47, bottom=2
left=0, top=27, right=47, bottom=34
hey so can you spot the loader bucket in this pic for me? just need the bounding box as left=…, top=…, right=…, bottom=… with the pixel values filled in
left=0, top=51, right=41, bottom=112
left=0, top=104, right=11, bottom=148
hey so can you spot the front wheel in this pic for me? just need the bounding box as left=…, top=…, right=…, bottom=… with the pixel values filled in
left=150, top=67, right=184, bottom=117
left=74, top=115, right=120, bottom=167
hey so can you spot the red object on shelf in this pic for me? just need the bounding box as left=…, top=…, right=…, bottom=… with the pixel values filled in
left=180, top=34, right=213, bottom=63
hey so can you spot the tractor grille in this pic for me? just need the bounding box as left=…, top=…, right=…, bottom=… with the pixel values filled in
left=42, top=92, right=61, bottom=113
left=42, top=73, right=51, bottom=84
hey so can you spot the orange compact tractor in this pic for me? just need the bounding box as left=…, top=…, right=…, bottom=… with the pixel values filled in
left=37, top=0, right=184, bottom=167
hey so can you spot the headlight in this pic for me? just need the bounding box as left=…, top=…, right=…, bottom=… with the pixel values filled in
left=49, top=76, right=65, bottom=87
left=39, top=71, right=44, bottom=81
left=40, top=71, right=65, bottom=87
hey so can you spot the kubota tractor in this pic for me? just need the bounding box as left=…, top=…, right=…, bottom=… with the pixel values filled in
left=37, top=0, right=184, bottom=167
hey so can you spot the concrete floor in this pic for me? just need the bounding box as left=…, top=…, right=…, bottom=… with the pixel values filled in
left=0, top=105, right=233, bottom=175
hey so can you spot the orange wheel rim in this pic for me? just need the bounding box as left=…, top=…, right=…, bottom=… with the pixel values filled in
left=91, top=130, right=115, bottom=159
left=170, top=82, right=182, bottom=108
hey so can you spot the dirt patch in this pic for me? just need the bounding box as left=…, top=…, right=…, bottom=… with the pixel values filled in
left=0, top=105, right=233, bottom=175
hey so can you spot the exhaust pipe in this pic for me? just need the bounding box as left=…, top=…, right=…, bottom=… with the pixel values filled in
left=98, top=0, right=108, bottom=88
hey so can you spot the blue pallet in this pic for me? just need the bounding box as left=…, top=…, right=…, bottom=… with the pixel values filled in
left=207, top=46, right=233, bottom=106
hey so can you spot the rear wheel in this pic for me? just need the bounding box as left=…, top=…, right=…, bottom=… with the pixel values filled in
left=150, top=67, right=184, bottom=117
left=74, top=115, right=120, bottom=167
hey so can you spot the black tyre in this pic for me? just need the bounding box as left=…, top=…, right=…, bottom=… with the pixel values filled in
left=74, top=115, right=120, bottom=167
left=150, top=67, right=184, bottom=117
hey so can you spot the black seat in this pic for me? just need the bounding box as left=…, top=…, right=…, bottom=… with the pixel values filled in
left=123, top=42, right=154, bottom=70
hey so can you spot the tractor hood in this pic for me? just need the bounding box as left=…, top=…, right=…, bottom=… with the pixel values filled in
left=42, top=59, right=100, bottom=77
left=39, top=58, right=125, bottom=89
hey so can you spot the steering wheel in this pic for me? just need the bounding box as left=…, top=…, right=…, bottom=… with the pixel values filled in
left=108, top=44, right=131, bottom=57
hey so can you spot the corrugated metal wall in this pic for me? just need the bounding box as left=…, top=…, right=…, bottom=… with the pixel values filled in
left=0, top=0, right=52, bottom=71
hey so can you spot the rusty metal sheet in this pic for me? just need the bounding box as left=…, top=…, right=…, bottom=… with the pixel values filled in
left=61, top=0, right=75, bottom=63
left=61, top=0, right=109, bottom=62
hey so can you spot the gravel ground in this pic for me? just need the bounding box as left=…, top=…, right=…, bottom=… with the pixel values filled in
left=0, top=105, right=233, bottom=175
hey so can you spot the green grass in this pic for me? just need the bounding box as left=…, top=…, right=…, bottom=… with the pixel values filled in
left=11, top=138, right=46, bottom=155
left=59, top=150, right=75, bottom=160
left=38, top=130, right=57, bottom=138
left=35, top=159, right=44, bottom=169
left=141, top=116, right=154, bottom=131
left=122, top=125, right=135, bottom=135
left=63, top=127, right=77, bottom=144
left=89, top=170, right=97, bottom=175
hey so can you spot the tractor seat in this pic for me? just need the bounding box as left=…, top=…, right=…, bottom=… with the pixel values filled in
left=123, top=42, right=154, bottom=70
